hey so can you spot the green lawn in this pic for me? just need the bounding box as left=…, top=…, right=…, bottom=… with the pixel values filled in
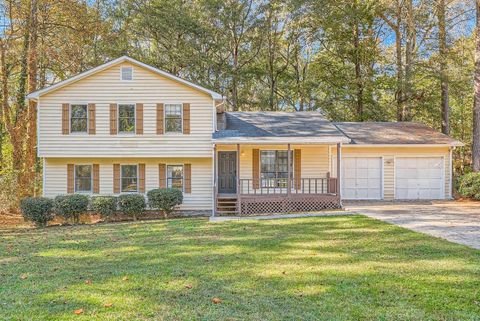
left=1, top=215, right=479, bottom=321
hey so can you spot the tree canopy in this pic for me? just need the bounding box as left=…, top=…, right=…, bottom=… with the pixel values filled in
left=0, top=0, right=476, bottom=210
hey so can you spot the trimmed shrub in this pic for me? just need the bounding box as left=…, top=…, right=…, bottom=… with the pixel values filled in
left=54, top=194, right=90, bottom=224
left=91, top=196, right=117, bottom=218
left=20, top=197, right=54, bottom=227
left=118, top=194, right=145, bottom=221
left=147, top=188, right=183, bottom=217
left=457, top=172, right=480, bottom=200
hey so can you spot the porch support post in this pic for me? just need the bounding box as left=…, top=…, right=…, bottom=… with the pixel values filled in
left=212, top=144, right=217, bottom=217
left=287, top=143, right=291, bottom=196
left=336, top=143, right=342, bottom=206
left=236, top=144, right=241, bottom=214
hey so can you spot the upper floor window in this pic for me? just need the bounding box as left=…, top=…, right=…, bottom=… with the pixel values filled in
left=260, top=150, right=293, bottom=188
left=121, top=66, right=133, bottom=80
left=118, top=104, right=135, bottom=133
left=121, top=164, right=138, bottom=192
left=167, top=165, right=183, bottom=190
left=70, top=104, right=88, bottom=133
left=75, top=165, right=92, bottom=192
left=165, top=104, right=182, bottom=133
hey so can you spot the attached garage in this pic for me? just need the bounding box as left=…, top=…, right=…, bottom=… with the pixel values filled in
left=395, top=157, right=444, bottom=199
left=333, top=122, right=463, bottom=201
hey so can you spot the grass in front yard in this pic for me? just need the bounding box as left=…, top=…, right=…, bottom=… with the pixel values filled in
left=0, top=215, right=479, bottom=321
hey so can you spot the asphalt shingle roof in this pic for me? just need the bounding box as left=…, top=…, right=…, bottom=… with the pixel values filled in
left=213, top=112, right=345, bottom=139
left=334, top=122, right=463, bottom=145
left=213, top=112, right=463, bottom=146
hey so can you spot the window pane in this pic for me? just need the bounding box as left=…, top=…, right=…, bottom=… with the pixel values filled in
left=71, top=118, right=87, bottom=132
left=118, top=104, right=135, bottom=133
left=165, top=104, right=182, bottom=116
left=70, top=104, right=87, bottom=133
left=119, top=104, right=135, bottom=118
left=75, top=165, right=92, bottom=192
left=122, top=178, right=138, bottom=192
left=121, top=165, right=137, bottom=178
left=71, top=105, right=87, bottom=118
left=166, top=118, right=182, bottom=132
left=167, top=165, right=183, bottom=189
left=121, top=165, right=137, bottom=192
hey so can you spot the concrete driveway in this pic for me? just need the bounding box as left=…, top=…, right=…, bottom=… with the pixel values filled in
left=344, top=200, right=480, bottom=250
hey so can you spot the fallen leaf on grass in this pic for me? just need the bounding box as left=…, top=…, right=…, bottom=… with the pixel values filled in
left=212, top=298, right=222, bottom=304
left=73, top=308, right=83, bottom=315
left=185, top=284, right=192, bottom=289
left=20, top=274, right=28, bottom=280
left=103, top=303, right=113, bottom=308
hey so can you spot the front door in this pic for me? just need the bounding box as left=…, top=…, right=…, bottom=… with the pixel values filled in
left=218, top=151, right=236, bottom=193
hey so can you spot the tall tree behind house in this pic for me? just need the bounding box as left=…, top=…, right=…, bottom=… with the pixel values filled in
left=473, top=0, right=480, bottom=172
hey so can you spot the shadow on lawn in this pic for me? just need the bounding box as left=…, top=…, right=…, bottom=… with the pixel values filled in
left=1, top=216, right=480, bottom=320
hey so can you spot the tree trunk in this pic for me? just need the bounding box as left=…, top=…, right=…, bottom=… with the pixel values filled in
left=353, top=4, right=363, bottom=121
left=473, top=0, right=480, bottom=172
left=438, top=0, right=449, bottom=135
left=393, top=2, right=404, bottom=122
left=231, top=46, right=239, bottom=111
left=404, top=0, right=415, bottom=121
left=25, top=0, right=39, bottom=196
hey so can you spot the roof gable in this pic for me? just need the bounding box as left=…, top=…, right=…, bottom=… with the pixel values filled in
left=26, top=56, right=222, bottom=100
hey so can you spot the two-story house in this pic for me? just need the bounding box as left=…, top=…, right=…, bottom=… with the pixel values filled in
left=27, top=56, right=463, bottom=216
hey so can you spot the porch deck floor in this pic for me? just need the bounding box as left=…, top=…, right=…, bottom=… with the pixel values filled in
left=209, top=210, right=353, bottom=222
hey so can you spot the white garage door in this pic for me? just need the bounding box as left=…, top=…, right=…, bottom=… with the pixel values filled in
left=395, top=157, right=444, bottom=199
left=342, top=157, right=382, bottom=200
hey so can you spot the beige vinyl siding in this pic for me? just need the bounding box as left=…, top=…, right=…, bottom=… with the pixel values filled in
left=217, top=145, right=332, bottom=180
left=38, top=62, right=214, bottom=157
left=44, top=157, right=213, bottom=211
left=337, top=146, right=451, bottom=200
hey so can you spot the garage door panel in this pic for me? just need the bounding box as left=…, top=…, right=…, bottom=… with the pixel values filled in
left=396, top=188, right=408, bottom=199
left=395, top=157, right=444, bottom=200
left=417, top=179, right=430, bottom=189
left=344, top=178, right=356, bottom=187
left=345, top=168, right=356, bottom=177
left=366, top=178, right=378, bottom=188
left=344, top=158, right=356, bottom=168
left=356, top=158, right=368, bottom=168
left=343, top=188, right=357, bottom=199
left=368, top=168, right=381, bottom=178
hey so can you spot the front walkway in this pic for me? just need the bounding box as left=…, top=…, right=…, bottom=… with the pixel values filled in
left=344, top=200, right=480, bottom=250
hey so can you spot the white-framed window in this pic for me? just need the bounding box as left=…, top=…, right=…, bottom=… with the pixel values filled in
left=70, top=104, right=88, bottom=133
left=121, top=66, right=133, bottom=81
left=167, top=165, right=183, bottom=190
left=75, top=164, right=92, bottom=192
left=118, top=104, right=135, bottom=133
left=165, top=104, right=182, bottom=133
left=121, top=164, right=138, bottom=192
left=260, top=150, right=293, bottom=187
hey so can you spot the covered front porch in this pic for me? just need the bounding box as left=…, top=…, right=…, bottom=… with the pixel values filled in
left=213, top=143, right=343, bottom=215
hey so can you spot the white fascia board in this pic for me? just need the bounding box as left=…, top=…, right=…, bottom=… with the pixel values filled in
left=26, top=56, right=223, bottom=100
